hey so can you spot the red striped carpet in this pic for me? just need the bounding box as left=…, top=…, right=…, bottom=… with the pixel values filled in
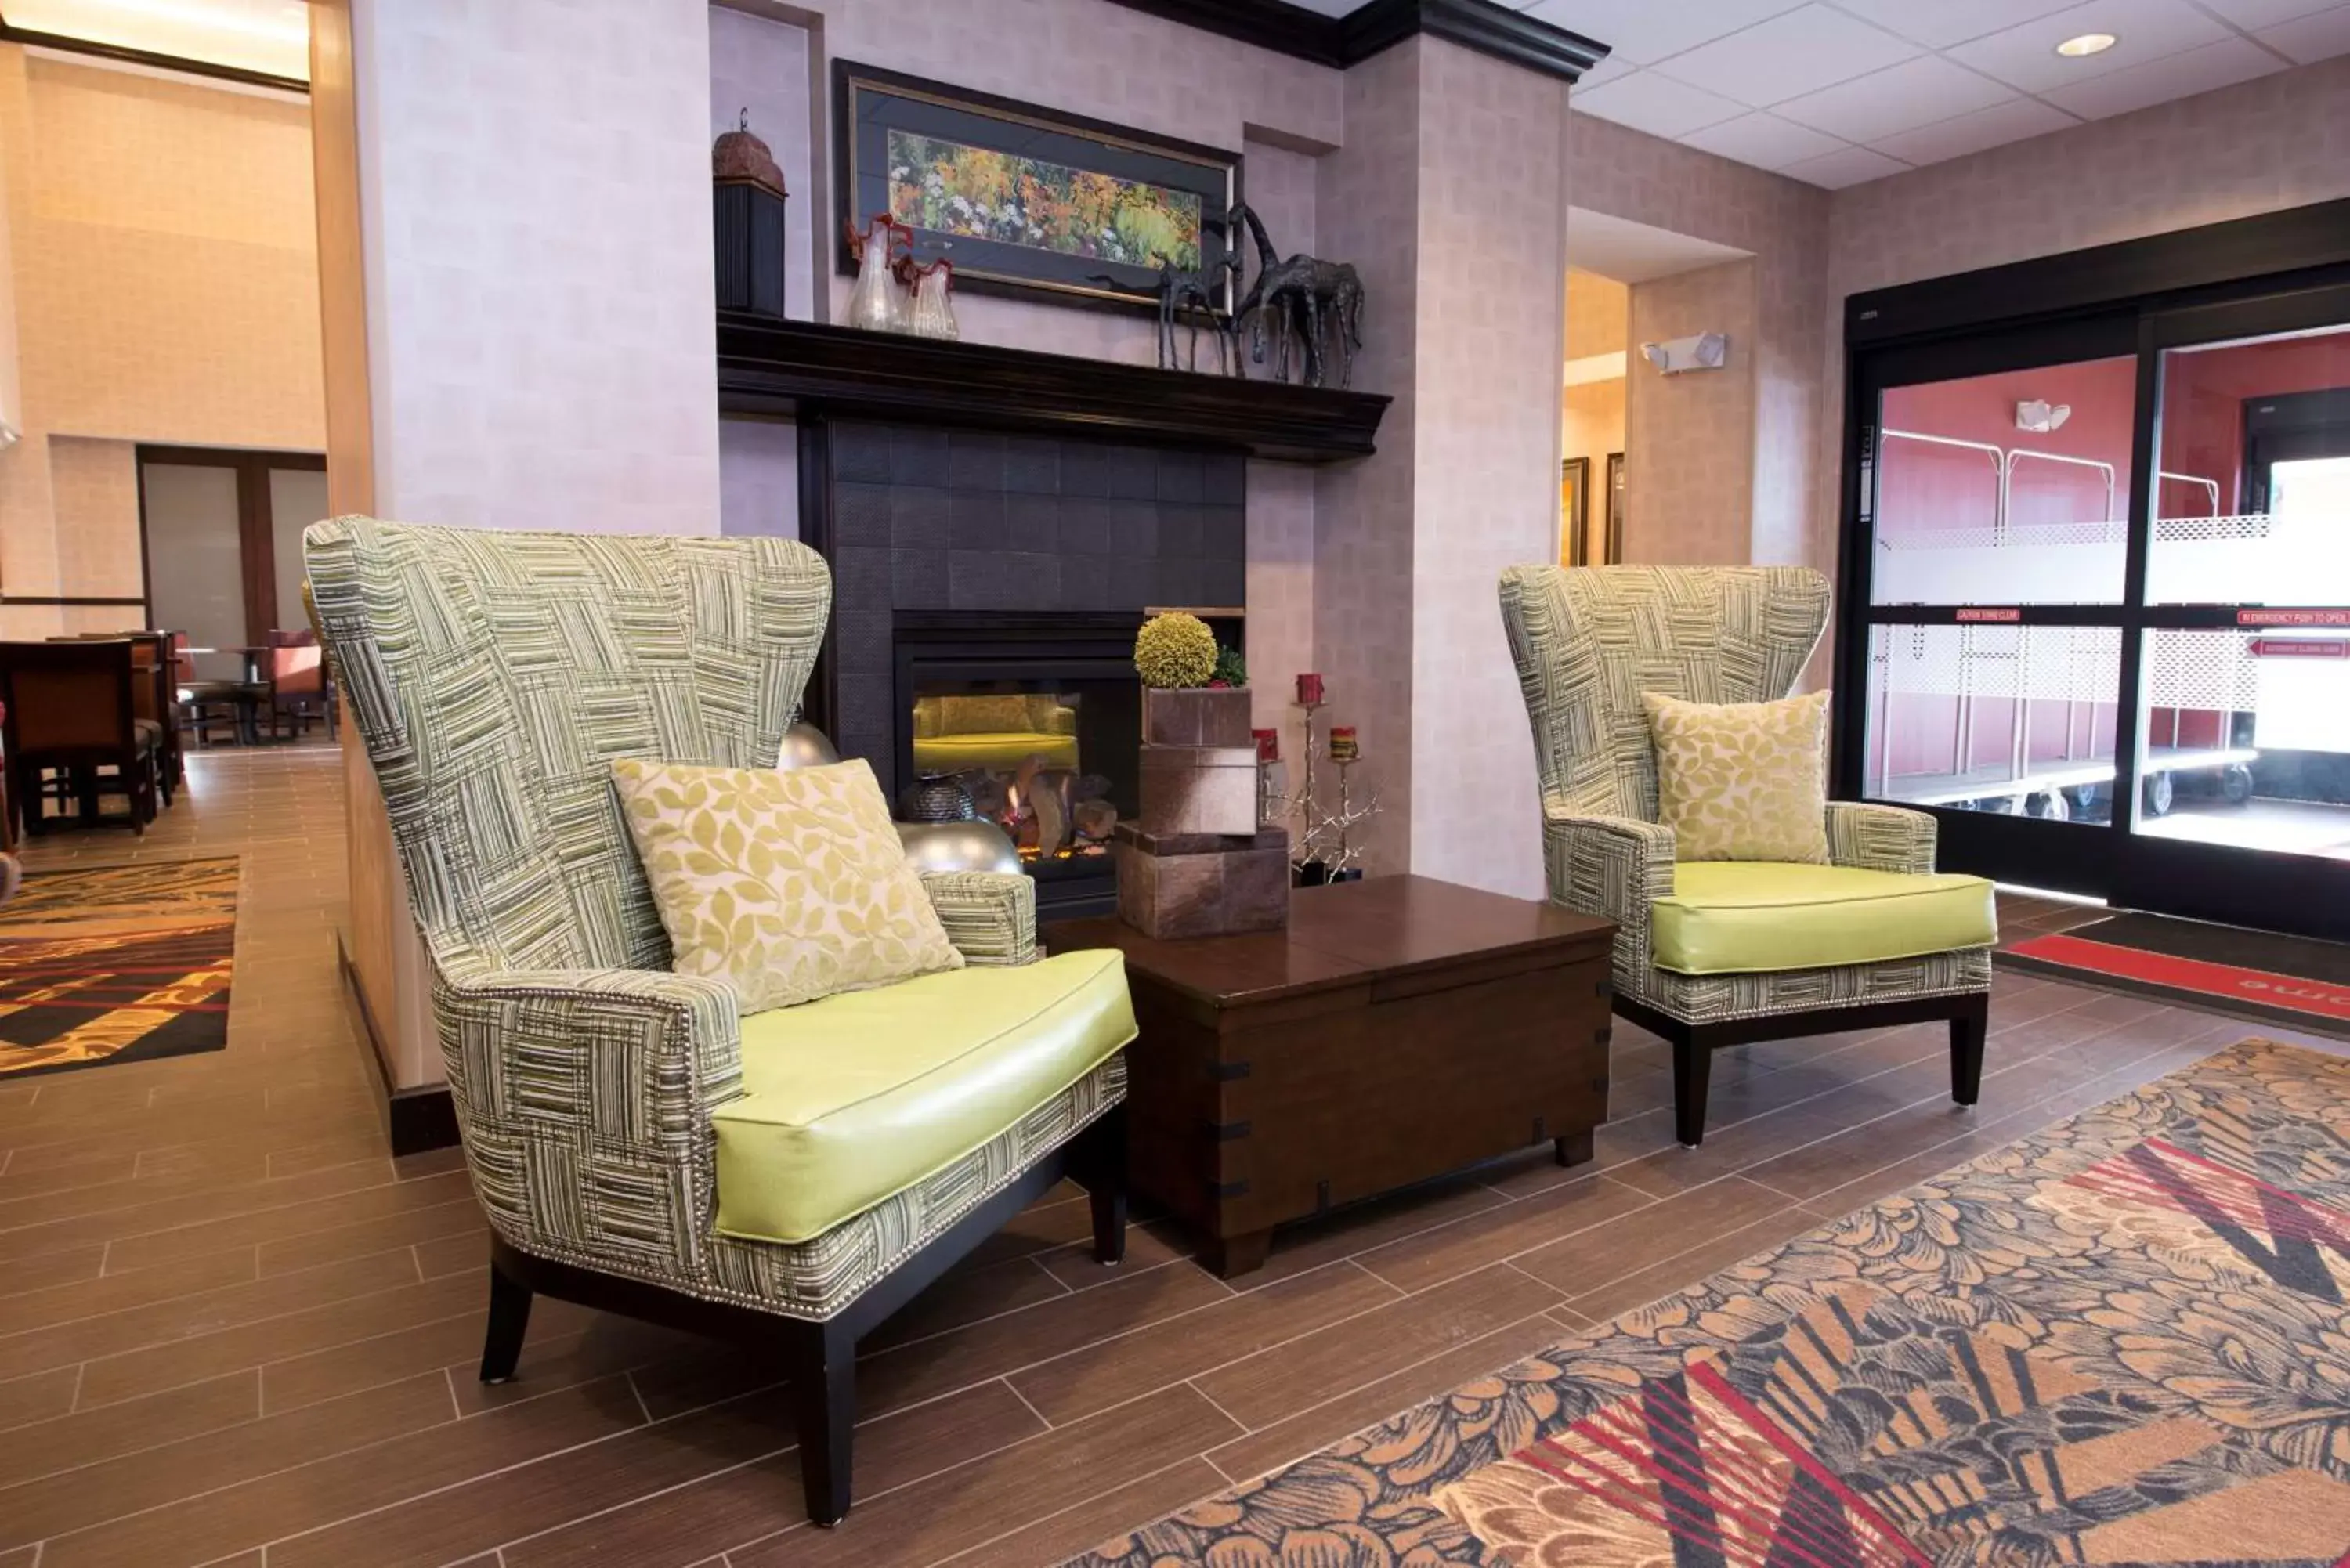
left=0, top=858, right=238, bottom=1079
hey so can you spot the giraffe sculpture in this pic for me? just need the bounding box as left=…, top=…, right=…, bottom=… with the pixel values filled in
left=1230, top=204, right=1365, bottom=388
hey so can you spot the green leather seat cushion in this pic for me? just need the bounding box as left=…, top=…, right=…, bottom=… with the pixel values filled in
left=712, top=949, right=1134, bottom=1245
left=1650, top=862, right=1997, bottom=975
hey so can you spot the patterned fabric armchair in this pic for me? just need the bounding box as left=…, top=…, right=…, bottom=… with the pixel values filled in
left=306, top=518, right=1132, bottom=1526
left=1498, top=565, right=1995, bottom=1147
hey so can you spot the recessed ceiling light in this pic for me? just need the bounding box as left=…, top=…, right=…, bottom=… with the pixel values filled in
left=2055, top=32, right=2118, bottom=57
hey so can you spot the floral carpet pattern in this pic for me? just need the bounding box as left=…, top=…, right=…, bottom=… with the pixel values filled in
left=0, top=858, right=237, bottom=1078
left=1070, top=1039, right=2350, bottom=1567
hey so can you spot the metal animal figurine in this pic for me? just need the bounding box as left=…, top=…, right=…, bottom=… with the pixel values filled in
left=1232, top=204, right=1325, bottom=385
left=1094, top=254, right=1242, bottom=373
left=1230, top=205, right=1367, bottom=388
left=1318, top=262, right=1365, bottom=388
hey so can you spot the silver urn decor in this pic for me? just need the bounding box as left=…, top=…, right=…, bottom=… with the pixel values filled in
left=897, top=818, right=1021, bottom=876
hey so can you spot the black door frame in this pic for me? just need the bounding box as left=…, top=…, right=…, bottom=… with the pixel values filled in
left=1835, top=199, right=2350, bottom=942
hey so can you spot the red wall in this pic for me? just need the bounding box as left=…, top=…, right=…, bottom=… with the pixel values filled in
left=2159, top=331, right=2350, bottom=515
left=1878, top=357, right=2137, bottom=541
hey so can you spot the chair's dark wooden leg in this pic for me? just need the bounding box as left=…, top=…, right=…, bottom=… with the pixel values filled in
left=478, top=1255, right=533, bottom=1383
left=1555, top=1128, right=1594, bottom=1167
left=1081, top=1102, right=1128, bottom=1265
left=1950, top=996, right=1990, bottom=1107
left=1672, top=1035, right=1713, bottom=1148
left=790, top=1317, right=856, bottom=1527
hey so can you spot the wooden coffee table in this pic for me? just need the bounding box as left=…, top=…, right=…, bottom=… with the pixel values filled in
left=1049, top=874, right=1615, bottom=1277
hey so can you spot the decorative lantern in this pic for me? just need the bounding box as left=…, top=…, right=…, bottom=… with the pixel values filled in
left=712, top=110, right=788, bottom=316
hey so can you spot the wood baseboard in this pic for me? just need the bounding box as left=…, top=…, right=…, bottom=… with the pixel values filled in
left=334, top=927, right=460, bottom=1156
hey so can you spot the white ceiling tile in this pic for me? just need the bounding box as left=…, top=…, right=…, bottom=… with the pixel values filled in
left=1777, top=143, right=1914, bottom=187
left=1679, top=111, right=1851, bottom=169
left=2041, top=34, right=2285, bottom=117
left=1517, top=0, right=1806, bottom=67
left=1824, top=0, right=2088, bottom=49
left=1948, top=0, right=2233, bottom=93
left=1653, top=4, right=1923, bottom=105
left=2189, top=0, right=2340, bottom=27
left=1568, top=72, right=1749, bottom=138
left=1870, top=95, right=2082, bottom=165
left=2257, top=4, right=2350, bottom=60
left=1773, top=54, right=2018, bottom=141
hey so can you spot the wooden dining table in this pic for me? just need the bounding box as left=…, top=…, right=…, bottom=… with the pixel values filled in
left=183, top=645, right=270, bottom=683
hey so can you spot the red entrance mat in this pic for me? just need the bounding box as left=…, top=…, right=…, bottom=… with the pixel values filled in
left=2007, top=930, right=2350, bottom=1023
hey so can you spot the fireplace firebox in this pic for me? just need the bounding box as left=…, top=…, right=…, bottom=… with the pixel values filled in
left=893, top=612, right=1143, bottom=916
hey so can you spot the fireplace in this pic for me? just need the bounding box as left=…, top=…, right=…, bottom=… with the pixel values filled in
left=893, top=612, right=1143, bottom=916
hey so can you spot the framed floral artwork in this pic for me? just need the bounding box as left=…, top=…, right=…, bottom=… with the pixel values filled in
left=833, top=60, right=1243, bottom=313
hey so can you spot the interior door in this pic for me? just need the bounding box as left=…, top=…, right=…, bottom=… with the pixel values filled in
left=1840, top=316, right=2142, bottom=898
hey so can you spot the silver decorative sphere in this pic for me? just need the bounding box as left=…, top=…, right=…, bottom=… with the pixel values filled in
left=777, top=722, right=840, bottom=771
left=895, top=818, right=1021, bottom=876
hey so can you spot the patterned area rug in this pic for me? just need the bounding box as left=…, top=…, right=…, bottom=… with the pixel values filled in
left=1070, top=1039, right=2350, bottom=1567
left=0, top=858, right=238, bottom=1079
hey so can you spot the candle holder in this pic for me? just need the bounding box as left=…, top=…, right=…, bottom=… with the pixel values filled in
left=1280, top=693, right=1380, bottom=882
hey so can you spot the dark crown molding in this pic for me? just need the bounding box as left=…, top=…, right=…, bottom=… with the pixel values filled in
left=1101, top=0, right=1609, bottom=84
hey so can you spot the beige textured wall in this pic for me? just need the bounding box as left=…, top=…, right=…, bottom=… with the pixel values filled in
left=1626, top=260, right=1757, bottom=568
left=1406, top=38, right=1567, bottom=898
left=49, top=435, right=142, bottom=598
left=1567, top=111, right=1828, bottom=571
left=10, top=54, right=322, bottom=447
left=352, top=0, right=720, bottom=536
left=1310, top=42, right=1421, bottom=877
left=1564, top=267, right=1627, bottom=359
left=0, top=46, right=321, bottom=640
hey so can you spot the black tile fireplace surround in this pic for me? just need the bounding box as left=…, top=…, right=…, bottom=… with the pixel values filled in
left=806, top=418, right=1247, bottom=801
left=797, top=418, right=1246, bottom=912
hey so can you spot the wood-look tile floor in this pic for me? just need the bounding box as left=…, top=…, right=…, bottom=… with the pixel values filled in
left=2, top=749, right=2341, bottom=1568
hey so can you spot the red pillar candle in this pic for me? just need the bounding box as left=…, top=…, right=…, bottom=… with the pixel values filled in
left=1253, top=727, right=1279, bottom=762
left=1328, top=725, right=1358, bottom=762
left=1295, top=672, right=1325, bottom=705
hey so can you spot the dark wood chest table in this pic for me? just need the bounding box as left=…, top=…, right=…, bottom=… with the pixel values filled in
left=1049, top=874, right=1615, bottom=1277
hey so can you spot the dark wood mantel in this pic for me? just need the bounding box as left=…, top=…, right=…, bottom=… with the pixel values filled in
left=716, top=312, right=1390, bottom=464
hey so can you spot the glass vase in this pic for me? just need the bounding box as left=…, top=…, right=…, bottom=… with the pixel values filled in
left=907, top=260, right=960, bottom=341
left=846, top=215, right=907, bottom=334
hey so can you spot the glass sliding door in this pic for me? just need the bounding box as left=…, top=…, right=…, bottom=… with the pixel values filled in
left=1841, top=280, right=2350, bottom=941
left=1843, top=320, right=2139, bottom=891
left=2109, top=310, right=2350, bottom=933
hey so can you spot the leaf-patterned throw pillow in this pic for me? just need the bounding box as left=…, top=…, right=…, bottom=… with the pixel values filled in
left=1643, top=688, right=1831, bottom=864
left=613, top=757, right=963, bottom=1011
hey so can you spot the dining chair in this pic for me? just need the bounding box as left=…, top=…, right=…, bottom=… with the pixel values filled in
left=265, top=629, right=335, bottom=741
left=0, top=640, right=165, bottom=835
left=171, top=631, right=266, bottom=746
left=57, top=632, right=181, bottom=803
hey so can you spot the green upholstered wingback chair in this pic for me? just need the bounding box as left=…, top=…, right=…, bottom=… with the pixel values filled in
left=1498, top=564, right=1995, bottom=1147
left=304, top=518, right=1133, bottom=1526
